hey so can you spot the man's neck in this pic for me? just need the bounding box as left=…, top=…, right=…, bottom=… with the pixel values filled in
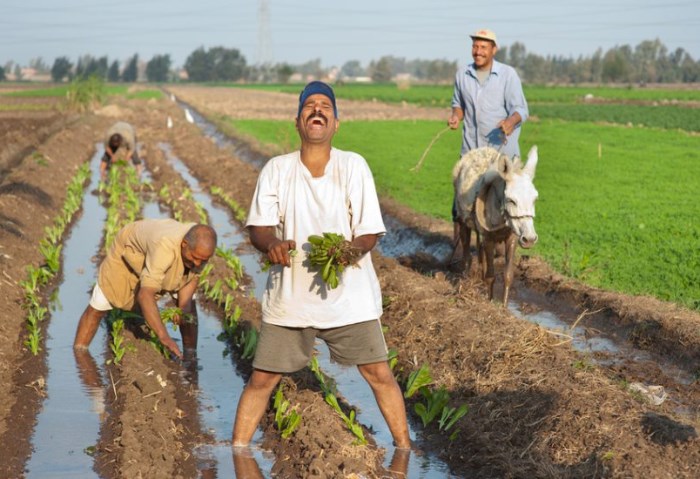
left=300, top=143, right=332, bottom=178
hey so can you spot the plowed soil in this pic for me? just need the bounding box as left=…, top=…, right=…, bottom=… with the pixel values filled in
left=0, top=86, right=698, bottom=478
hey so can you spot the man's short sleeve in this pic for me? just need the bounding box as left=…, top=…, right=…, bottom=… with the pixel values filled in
left=246, top=161, right=280, bottom=228
left=347, top=154, right=386, bottom=237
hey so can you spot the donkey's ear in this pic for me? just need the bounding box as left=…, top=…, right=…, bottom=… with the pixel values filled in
left=496, top=154, right=509, bottom=175
left=523, top=145, right=539, bottom=179
left=512, top=155, right=523, bottom=170
left=498, top=154, right=517, bottom=177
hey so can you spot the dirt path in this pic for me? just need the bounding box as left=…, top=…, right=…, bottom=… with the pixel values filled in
left=0, top=89, right=698, bottom=478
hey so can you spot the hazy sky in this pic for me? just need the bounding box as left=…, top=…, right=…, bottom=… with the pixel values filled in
left=2, top=0, right=699, bottom=69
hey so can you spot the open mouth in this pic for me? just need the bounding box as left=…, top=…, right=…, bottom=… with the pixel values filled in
left=307, top=113, right=327, bottom=128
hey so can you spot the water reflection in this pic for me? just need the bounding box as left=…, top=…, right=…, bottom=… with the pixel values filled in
left=229, top=445, right=411, bottom=478
left=73, top=349, right=105, bottom=415
left=232, top=447, right=265, bottom=479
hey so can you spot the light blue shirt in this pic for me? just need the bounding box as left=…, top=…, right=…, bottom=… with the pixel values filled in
left=451, top=60, right=529, bottom=158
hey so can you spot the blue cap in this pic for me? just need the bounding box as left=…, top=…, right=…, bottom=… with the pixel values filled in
left=297, top=81, right=338, bottom=118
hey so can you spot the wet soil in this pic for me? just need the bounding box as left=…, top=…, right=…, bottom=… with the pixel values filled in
left=0, top=87, right=698, bottom=478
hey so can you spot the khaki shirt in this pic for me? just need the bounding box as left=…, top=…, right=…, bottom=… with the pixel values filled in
left=98, top=219, right=197, bottom=310
left=104, top=122, right=136, bottom=151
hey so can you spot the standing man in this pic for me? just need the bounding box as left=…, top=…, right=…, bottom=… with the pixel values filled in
left=101, top=121, right=143, bottom=180
left=447, top=28, right=529, bottom=263
left=232, top=81, right=411, bottom=450
left=73, top=219, right=217, bottom=359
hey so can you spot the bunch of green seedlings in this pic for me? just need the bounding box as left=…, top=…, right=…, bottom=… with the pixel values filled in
left=22, top=163, right=90, bottom=354
left=158, top=184, right=185, bottom=222
left=182, top=188, right=209, bottom=224
left=210, top=186, right=247, bottom=223
left=309, top=356, right=367, bottom=445
left=404, top=363, right=469, bottom=440
left=308, top=233, right=362, bottom=289
left=147, top=307, right=195, bottom=358
left=273, top=384, right=302, bottom=439
left=104, top=309, right=139, bottom=364
left=95, top=162, right=144, bottom=361
left=198, top=260, right=257, bottom=359
left=216, top=247, right=244, bottom=290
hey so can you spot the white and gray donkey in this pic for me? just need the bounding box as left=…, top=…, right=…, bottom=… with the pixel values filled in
left=452, top=145, right=539, bottom=304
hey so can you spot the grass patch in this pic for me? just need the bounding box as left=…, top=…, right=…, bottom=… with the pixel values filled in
left=227, top=116, right=700, bottom=310
left=214, top=83, right=700, bottom=107
left=126, top=89, right=163, bottom=100
left=532, top=103, right=700, bottom=132
left=4, top=84, right=128, bottom=98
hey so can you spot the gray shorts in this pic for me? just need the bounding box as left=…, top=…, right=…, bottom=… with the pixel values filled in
left=253, top=319, right=388, bottom=373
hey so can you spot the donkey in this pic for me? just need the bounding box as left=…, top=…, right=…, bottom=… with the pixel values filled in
left=452, top=145, right=539, bottom=304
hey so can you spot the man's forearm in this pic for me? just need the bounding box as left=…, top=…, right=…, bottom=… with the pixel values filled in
left=249, top=226, right=280, bottom=254
left=351, top=234, right=378, bottom=255
left=137, top=289, right=169, bottom=340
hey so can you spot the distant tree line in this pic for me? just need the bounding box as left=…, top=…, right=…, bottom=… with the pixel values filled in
left=43, top=53, right=172, bottom=83
left=495, top=39, right=700, bottom=84
left=1, top=38, right=698, bottom=84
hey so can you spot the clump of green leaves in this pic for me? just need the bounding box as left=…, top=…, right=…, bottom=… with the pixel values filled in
left=404, top=363, right=468, bottom=439
left=66, top=75, right=106, bottom=112
left=309, top=356, right=367, bottom=445
left=273, top=385, right=302, bottom=439
left=308, top=233, right=362, bottom=289
left=210, top=185, right=247, bottom=222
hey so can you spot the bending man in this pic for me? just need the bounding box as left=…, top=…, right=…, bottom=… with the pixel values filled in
left=74, top=219, right=217, bottom=359
left=101, top=121, right=143, bottom=180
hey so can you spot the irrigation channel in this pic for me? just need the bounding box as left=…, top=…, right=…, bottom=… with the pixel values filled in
left=25, top=148, right=107, bottom=478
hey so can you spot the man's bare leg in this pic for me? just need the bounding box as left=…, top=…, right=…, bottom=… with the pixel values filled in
left=232, top=369, right=283, bottom=446
left=74, top=305, right=106, bottom=349
left=358, top=361, right=411, bottom=448
left=180, top=306, right=198, bottom=353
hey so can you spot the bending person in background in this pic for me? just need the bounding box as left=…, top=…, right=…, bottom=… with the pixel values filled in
left=73, top=219, right=217, bottom=359
left=232, top=81, right=411, bottom=450
left=101, top=121, right=143, bottom=180
left=447, top=28, right=529, bottom=265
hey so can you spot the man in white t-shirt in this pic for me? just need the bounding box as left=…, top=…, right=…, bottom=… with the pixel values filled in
left=232, top=81, right=411, bottom=451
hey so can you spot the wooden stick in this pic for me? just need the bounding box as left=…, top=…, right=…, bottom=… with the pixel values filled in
left=410, top=126, right=451, bottom=172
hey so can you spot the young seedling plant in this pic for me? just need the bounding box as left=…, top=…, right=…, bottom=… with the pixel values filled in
left=210, top=185, right=247, bottom=223
left=309, top=356, right=367, bottom=445
left=273, top=384, right=302, bottom=439
left=404, top=363, right=469, bottom=440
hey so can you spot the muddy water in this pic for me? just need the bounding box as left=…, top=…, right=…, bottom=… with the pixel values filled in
left=158, top=144, right=274, bottom=477
left=25, top=150, right=107, bottom=478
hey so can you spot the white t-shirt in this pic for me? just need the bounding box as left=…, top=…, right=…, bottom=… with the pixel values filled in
left=246, top=148, right=386, bottom=328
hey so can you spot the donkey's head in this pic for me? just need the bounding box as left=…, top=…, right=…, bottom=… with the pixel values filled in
left=498, top=145, right=539, bottom=248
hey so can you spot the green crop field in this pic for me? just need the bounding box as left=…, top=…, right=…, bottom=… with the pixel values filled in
left=222, top=82, right=700, bottom=119
left=223, top=84, right=700, bottom=310
left=1, top=85, right=162, bottom=100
